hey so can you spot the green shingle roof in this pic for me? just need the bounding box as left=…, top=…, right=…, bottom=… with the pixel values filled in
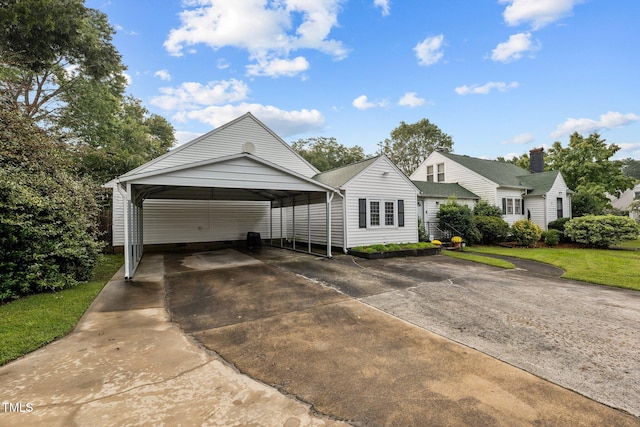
left=518, top=170, right=562, bottom=196
left=412, top=181, right=479, bottom=199
left=439, top=152, right=530, bottom=188
left=313, top=156, right=380, bottom=188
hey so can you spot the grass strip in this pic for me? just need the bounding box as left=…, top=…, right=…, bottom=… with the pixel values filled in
left=442, top=249, right=515, bottom=269
left=0, top=254, right=124, bottom=366
left=468, top=246, right=640, bottom=291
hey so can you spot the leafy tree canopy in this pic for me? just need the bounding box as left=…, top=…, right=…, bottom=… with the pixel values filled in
left=0, top=0, right=126, bottom=124
left=497, top=153, right=530, bottom=171
left=621, top=158, right=640, bottom=181
left=546, top=132, right=635, bottom=197
left=379, top=118, right=454, bottom=175
left=291, top=137, right=367, bottom=172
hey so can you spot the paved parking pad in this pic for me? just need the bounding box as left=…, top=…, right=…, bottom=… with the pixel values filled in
left=168, top=249, right=640, bottom=426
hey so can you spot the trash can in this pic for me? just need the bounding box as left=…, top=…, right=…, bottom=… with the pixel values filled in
left=246, top=232, right=261, bottom=251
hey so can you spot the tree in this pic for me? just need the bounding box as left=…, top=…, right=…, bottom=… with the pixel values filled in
left=497, top=153, right=530, bottom=171
left=0, top=0, right=126, bottom=125
left=621, top=158, right=640, bottom=180
left=291, top=137, right=367, bottom=172
left=437, top=199, right=480, bottom=242
left=71, top=96, right=176, bottom=184
left=571, top=184, right=610, bottom=217
left=545, top=132, right=635, bottom=197
left=379, top=118, right=454, bottom=175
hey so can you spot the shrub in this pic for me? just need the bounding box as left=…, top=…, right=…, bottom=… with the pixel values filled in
left=437, top=200, right=480, bottom=243
left=473, top=200, right=503, bottom=217
left=548, top=217, right=572, bottom=243
left=0, top=110, right=102, bottom=302
left=418, top=218, right=428, bottom=242
left=475, top=215, right=509, bottom=244
left=564, top=215, right=640, bottom=248
left=510, top=220, right=542, bottom=246
left=542, top=229, right=560, bottom=246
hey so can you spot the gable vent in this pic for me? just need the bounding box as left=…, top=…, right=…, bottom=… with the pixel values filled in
left=242, top=141, right=256, bottom=154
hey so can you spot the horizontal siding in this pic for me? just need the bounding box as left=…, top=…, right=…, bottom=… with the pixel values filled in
left=420, top=197, right=476, bottom=223
left=131, top=157, right=325, bottom=192
left=139, top=200, right=284, bottom=244
left=280, top=198, right=344, bottom=248
left=496, top=189, right=526, bottom=226
left=525, top=196, right=546, bottom=229
left=112, top=188, right=125, bottom=246
left=134, top=116, right=317, bottom=177
left=345, top=158, right=418, bottom=247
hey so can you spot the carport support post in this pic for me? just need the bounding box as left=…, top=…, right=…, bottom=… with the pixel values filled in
left=279, top=199, right=283, bottom=247
left=308, top=194, right=311, bottom=253
left=292, top=196, right=296, bottom=251
left=326, top=192, right=333, bottom=257
left=269, top=202, right=273, bottom=246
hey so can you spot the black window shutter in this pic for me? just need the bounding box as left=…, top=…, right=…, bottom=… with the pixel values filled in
left=398, top=200, right=405, bottom=227
left=359, top=199, right=366, bottom=228
left=502, top=198, right=507, bottom=215
left=521, top=199, right=525, bottom=215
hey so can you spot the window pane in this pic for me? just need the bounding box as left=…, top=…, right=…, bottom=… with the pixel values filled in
left=507, top=198, right=513, bottom=214
left=514, top=199, right=521, bottom=214
left=370, top=201, right=380, bottom=226
left=437, top=163, right=445, bottom=182
left=385, top=201, right=394, bottom=226
left=427, top=165, right=434, bottom=182
left=557, top=198, right=563, bottom=218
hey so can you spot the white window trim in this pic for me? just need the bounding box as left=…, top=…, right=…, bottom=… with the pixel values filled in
left=367, top=199, right=398, bottom=228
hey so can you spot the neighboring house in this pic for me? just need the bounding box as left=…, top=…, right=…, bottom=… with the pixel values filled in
left=108, top=113, right=418, bottom=278
left=410, top=149, right=573, bottom=230
left=610, top=183, right=640, bottom=220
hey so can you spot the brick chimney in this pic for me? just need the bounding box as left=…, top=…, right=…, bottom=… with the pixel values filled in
left=529, top=147, right=544, bottom=173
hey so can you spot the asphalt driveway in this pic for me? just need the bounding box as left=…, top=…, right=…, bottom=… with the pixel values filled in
left=166, top=248, right=640, bottom=425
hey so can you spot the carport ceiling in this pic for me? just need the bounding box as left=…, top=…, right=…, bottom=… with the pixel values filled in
left=135, top=184, right=329, bottom=206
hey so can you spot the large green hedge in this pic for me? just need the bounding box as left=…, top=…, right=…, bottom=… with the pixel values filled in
left=564, top=215, right=640, bottom=248
left=0, top=110, right=102, bottom=302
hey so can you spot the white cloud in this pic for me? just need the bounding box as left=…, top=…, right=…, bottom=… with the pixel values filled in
left=164, top=0, right=348, bottom=78
left=150, top=79, right=250, bottom=110
left=398, top=92, right=425, bottom=108
left=374, top=0, right=390, bottom=16
left=217, top=59, right=230, bottom=70
left=551, top=112, right=640, bottom=138
left=154, top=69, right=172, bottom=81
left=352, top=95, right=386, bottom=110
left=502, top=133, right=535, bottom=145
left=491, top=32, right=539, bottom=63
left=455, top=81, right=518, bottom=95
left=414, top=34, right=445, bottom=66
left=123, top=72, right=132, bottom=86
left=246, top=55, right=310, bottom=77
left=174, top=130, right=203, bottom=147
left=499, top=0, right=583, bottom=30
left=173, top=103, right=325, bottom=137
left=618, top=142, right=640, bottom=152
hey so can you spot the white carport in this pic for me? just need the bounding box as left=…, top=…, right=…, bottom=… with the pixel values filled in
left=115, top=153, right=340, bottom=279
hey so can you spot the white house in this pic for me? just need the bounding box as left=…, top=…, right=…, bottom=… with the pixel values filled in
left=410, top=150, right=573, bottom=230
left=610, top=183, right=640, bottom=220
left=109, top=113, right=418, bottom=278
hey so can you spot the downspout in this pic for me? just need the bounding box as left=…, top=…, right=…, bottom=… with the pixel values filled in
left=342, top=190, right=349, bottom=254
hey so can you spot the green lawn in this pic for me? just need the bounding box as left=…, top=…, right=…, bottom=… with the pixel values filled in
left=467, top=245, right=640, bottom=291
left=443, top=249, right=516, bottom=269
left=0, top=254, right=123, bottom=366
left=614, top=238, right=640, bottom=249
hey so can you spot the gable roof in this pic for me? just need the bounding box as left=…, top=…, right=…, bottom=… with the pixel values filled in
left=412, top=181, right=479, bottom=199
left=118, top=112, right=319, bottom=180
left=439, top=152, right=530, bottom=188
left=518, top=170, right=564, bottom=196
left=312, top=156, right=379, bottom=188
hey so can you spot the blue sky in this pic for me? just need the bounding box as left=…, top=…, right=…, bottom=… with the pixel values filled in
left=87, top=0, right=640, bottom=161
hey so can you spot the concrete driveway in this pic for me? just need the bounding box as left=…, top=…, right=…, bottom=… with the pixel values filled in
left=166, top=248, right=640, bottom=426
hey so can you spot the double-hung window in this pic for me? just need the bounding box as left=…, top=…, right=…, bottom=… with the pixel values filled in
left=370, top=201, right=380, bottom=226
left=437, top=163, right=445, bottom=182
left=426, top=165, right=434, bottom=182
left=358, top=199, right=405, bottom=228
